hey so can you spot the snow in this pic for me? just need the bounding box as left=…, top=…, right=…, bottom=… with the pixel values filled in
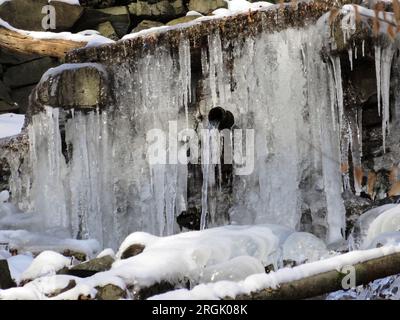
left=0, top=190, right=9, bottom=202
left=40, top=63, right=108, bottom=84
left=110, top=225, right=288, bottom=289
left=49, top=0, right=80, bottom=5
left=349, top=204, right=398, bottom=249
left=0, top=113, right=25, bottom=139
left=199, top=256, right=265, bottom=283
left=186, top=11, right=202, bottom=16
left=282, top=232, right=330, bottom=264
left=365, top=205, right=400, bottom=247
left=225, top=0, right=273, bottom=12
left=150, top=245, right=400, bottom=300
left=97, top=248, right=115, bottom=259
left=7, top=254, right=34, bottom=283
left=0, top=230, right=100, bottom=258
left=20, top=251, right=72, bottom=283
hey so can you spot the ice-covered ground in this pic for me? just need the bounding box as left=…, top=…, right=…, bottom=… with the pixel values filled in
left=0, top=202, right=399, bottom=299
left=0, top=113, right=24, bottom=139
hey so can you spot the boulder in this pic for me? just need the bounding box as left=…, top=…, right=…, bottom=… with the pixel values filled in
left=128, top=0, right=186, bottom=21
left=33, top=63, right=110, bottom=112
left=67, top=255, right=114, bottom=277
left=0, top=259, right=16, bottom=289
left=188, top=0, right=227, bottom=15
left=166, top=15, right=201, bottom=26
left=131, top=20, right=164, bottom=33
left=10, top=85, right=36, bottom=114
left=62, top=249, right=87, bottom=262
left=97, top=21, right=119, bottom=40
left=47, top=279, right=77, bottom=298
left=73, top=7, right=131, bottom=37
left=95, top=284, right=126, bottom=300
left=0, top=48, right=40, bottom=65
left=120, top=243, right=145, bottom=259
left=79, top=0, right=122, bottom=8
left=0, top=80, right=13, bottom=105
left=0, top=81, right=18, bottom=113
left=0, top=0, right=83, bottom=31
left=3, top=57, right=59, bottom=89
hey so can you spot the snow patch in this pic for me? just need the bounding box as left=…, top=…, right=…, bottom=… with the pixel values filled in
left=0, top=113, right=25, bottom=139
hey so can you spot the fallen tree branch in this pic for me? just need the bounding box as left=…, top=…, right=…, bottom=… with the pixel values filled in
left=0, top=26, right=87, bottom=59
left=233, top=251, right=400, bottom=300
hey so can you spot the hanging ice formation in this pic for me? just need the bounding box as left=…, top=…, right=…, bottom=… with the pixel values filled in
left=14, top=8, right=354, bottom=249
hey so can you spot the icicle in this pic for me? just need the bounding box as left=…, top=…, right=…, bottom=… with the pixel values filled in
left=200, top=127, right=210, bottom=230
left=380, top=45, right=394, bottom=152
left=330, top=57, right=344, bottom=133
left=355, top=45, right=358, bottom=60
left=349, top=109, right=363, bottom=196
left=362, top=40, right=365, bottom=57
left=348, top=47, right=353, bottom=71
left=375, top=45, right=382, bottom=116
left=178, top=37, right=191, bottom=127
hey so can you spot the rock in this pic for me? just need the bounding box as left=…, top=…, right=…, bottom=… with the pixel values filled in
left=73, top=7, right=131, bottom=38
left=95, top=284, right=126, bottom=300
left=10, top=85, right=36, bottom=114
left=79, top=0, right=122, bottom=8
left=166, top=15, right=201, bottom=26
left=134, top=281, right=176, bottom=300
left=0, top=259, right=16, bottom=289
left=176, top=207, right=200, bottom=230
left=49, top=1, right=85, bottom=32
left=33, top=63, right=110, bottom=112
left=0, top=80, right=15, bottom=110
left=0, top=80, right=18, bottom=112
left=67, top=255, right=114, bottom=277
left=62, top=249, right=87, bottom=262
left=0, top=48, right=40, bottom=65
left=0, top=157, right=11, bottom=192
left=0, top=0, right=83, bottom=31
left=188, top=0, right=227, bottom=15
left=47, top=279, right=77, bottom=298
left=129, top=0, right=186, bottom=21
left=132, top=19, right=164, bottom=33
left=97, top=21, right=119, bottom=40
left=3, top=57, right=60, bottom=89
left=0, top=101, right=18, bottom=114
left=120, top=243, right=145, bottom=259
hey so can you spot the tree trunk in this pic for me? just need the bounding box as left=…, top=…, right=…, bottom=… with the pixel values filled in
left=232, top=252, right=400, bottom=300
left=0, top=27, right=86, bottom=58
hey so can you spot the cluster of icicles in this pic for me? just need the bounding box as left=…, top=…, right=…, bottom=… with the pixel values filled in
left=336, top=4, right=399, bottom=195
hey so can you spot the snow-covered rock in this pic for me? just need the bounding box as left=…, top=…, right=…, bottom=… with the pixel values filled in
left=20, top=251, right=72, bottom=283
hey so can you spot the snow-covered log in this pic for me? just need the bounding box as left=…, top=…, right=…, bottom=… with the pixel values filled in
left=0, top=18, right=113, bottom=58
left=151, top=246, right=400, bottom=300
left=233, top=251, right=400, bottom=300
left=0, top=26, right=86, bottom=58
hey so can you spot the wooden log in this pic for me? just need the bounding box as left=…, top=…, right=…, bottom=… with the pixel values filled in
left=233, top=252, right=400, bottom=300
left=0, top=26, right=86, bottom=59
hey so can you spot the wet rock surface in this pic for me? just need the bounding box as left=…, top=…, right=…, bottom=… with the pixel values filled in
left=0, top=259, right=15, bottom=289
